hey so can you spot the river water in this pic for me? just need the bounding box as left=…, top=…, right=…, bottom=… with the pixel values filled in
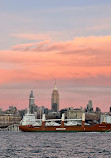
left=0, top=131, right=111, bottom=158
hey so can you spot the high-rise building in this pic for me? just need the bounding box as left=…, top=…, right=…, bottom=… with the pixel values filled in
left=29, top=90, right=35, bottom=113
left=86, top=100, right=94, bottom=113
left=51, top=82, right=59, bottom=113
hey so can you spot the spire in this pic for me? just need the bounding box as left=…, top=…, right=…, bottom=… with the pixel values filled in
left=30, top=90, right=34, bottom=98
left=54, top=79, right=57, bottom=90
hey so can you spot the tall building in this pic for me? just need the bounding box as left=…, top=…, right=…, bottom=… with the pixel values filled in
left=51, top=82, right=59, bottom=113
left=86, top=100, right=94, bottom=113
left=29, top=90, right=35, bottom=113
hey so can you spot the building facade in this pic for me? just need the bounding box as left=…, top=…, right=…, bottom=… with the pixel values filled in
left=66, top=108, right=83, bottom=119
left=0, top=114, right=21, bottom=128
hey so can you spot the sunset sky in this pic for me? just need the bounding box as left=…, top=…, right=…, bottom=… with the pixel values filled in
left=0, top=0, right=111, bottom=111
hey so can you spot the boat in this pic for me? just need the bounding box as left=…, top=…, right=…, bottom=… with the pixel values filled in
left=19, top=112, right=111, bottom=132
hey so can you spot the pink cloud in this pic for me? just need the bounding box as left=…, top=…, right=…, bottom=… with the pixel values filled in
left=12, top=40, right=50, bottom=51
left=0, top=35, right=111, bottom=86
left=11, top=35, right=111, bottom=53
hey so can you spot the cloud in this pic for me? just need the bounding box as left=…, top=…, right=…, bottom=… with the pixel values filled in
left=11, top=35, right=111, bottom=52
left=12, top=40, right=50, bottom=51
left=10, top=35, right=111, bottom=67
left=0, top=35, right=111, bottom=86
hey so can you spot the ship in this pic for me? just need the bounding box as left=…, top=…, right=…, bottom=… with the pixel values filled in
left=19, top=112, right=111, bottom=132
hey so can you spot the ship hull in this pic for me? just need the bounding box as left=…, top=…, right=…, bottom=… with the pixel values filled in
left=19, top=123, right=111, bottom=132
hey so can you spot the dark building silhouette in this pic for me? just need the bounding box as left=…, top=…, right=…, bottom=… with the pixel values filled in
left=110, top=107, right=111, bottom=113
left=95, top=107, right=101, bottom=113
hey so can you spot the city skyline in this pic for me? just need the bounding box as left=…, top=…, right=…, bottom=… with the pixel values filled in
left=0, top=86, right=110, bottom=113
left=0, top=0, right=111, bottom=111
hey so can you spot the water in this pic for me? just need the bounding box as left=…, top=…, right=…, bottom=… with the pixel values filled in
left=0, top=131, right=111, bottom=158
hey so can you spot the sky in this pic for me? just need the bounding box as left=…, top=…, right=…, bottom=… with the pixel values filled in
left=0, top=0, right=111, bottom=112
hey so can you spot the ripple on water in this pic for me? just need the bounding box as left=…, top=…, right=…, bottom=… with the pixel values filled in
left=0, top=131, right=111, bottom=158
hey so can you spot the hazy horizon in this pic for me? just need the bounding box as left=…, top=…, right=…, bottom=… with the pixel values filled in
left=0, top=0, right=111, bottom=112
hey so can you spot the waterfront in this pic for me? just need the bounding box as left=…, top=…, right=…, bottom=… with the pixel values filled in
left=0, top=132, right=111, bottom=158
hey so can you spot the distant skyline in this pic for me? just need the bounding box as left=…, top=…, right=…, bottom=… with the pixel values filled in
left=0, top=0, right=111, bottom=111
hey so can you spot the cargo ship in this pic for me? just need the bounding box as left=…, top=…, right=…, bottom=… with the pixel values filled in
left=19, top=112, right=111, bottom=132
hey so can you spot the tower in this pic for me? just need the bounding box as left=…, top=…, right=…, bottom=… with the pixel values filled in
left=51, top=82, right=59, bottom=112
left=29, top=90, right=35, bottom=113
left=86, top=100, right=94, bottom=113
